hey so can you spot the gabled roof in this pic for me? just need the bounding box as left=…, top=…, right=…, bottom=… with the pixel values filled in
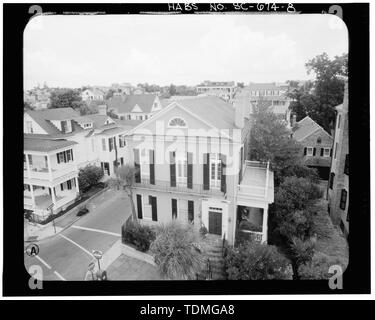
left=26, top=108, right=81, bottom=135
left=106, top=94, right=157, bottom=114
left=82, top=114, right=115, bottom=129
left=24, top=135, right=78, bottom=153
left=292, top=116, right=332, bottom=141
left=176, top=96, right=239, bottom=130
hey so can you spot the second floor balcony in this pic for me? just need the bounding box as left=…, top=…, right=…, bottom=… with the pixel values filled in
left=134, top=177, right=224, bottom=197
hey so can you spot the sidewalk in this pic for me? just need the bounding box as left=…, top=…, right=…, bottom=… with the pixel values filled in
left=84, top=239, right=162, bottom=280
left=24, top=188, right=120, bottom=242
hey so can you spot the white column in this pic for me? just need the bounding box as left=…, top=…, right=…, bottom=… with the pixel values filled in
left=75, top=176, right=79, bottom=194
left=47, top=154, right=52, bottom=181
left=30, top=184, right=35, bottom=207
left=51, top=186, right=56, bottom=205
left=262, top=207, right=268, bottom=244
left=25, top=153, right=31, bottom=179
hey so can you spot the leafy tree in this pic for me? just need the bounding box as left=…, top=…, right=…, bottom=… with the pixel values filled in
left=49, top=88, right=85, bottom=110
left=289, top=53, right=348, bottom=131
left=224, top=241, right=292, bottom=280
left=237, top=82, right=245, bottom=88
left=150, top=221, right=204, bottom=280
left=105, top=89, right=115, bottom=100
left=24, top=101, right=34, bottom=111
left=269, top=176, right=322, bottom=279
left=168, top=84, right=177, bottom=96
left=107, top=164, right=138, bottom=222
left=78, top=165, right=104, bottom=193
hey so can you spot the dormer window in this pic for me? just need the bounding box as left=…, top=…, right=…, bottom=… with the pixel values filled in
left=61, top=120, right=72, bottom=133
left=168, top=117, right=187, bottom=128
left=83, top=123, right=93, bottom=129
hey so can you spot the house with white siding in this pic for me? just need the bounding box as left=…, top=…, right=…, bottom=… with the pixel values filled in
left=125, top=96, right=274, bottom=246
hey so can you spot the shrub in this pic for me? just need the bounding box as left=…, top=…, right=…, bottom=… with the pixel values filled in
left=122, top=220, right=155, bottom=252
left=78, top=165, right=104, bottom=193
left=199, top=225, right=208, bottom=237
left=150, top=221, right=205, bottom=280
left=224, top=241, right=292, bottom=280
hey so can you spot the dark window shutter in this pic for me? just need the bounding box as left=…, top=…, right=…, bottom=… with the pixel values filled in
left=340, top=189, right=347, bottom=210
left=313, top=147, right=316, bottom=156
left=134, top=149, right=141, bottom=183
left=188, top=200, right=194, bottom=222
left=329, top=172, right=335, bottom=189
left=149, top=150, right=155, bottom=185
left=67, top=180, right=72, bottom=190
left=71, top=149, right=74, bottom=161
left=344, top=154, right=349, bottom=175
left=303, top=147, right=307, bottom=155
left=171, top=199, right=177, bottom=219
left=187, top=152, right=193, bottom=189
left=170, top=151, right=176, bottom=187
left=330, top=148, right=333, bottom=157
left=320, top=148, right=324, bottom=156
left=151, top=196, right=158, bottom=221
left=57, top=153, right=60, bottom=164
left=63, top=151, right=67, bottom=163
left=203, top=153, right=210, bottom=190
left=60, top=183, right=64, bottom=191
left=220, top=154, right=226, bottom=193
left=136, top=194, right=143, bottom=219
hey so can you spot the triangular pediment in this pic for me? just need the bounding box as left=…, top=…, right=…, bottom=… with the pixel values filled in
left=131, top=104, right=143, bottom=113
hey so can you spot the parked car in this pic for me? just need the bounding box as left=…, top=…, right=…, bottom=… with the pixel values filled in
left=77, top=207, right=89, bottom=217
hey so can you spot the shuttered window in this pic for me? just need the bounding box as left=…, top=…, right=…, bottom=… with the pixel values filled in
left=188, top=200, right=194, bottom=223
left=170, top=151, right=176, bottom=187
left=136, top=194, right=143, bottom=219
left=134, top=149, right=141, bottom=183
left=149, top=150, right=155, bottom=185
left=329, top=172, right=335, bottom=189
left=171, top=199, right=177, bottom=219
left=340, top=189, right=347, bottom=210
left=187, top=152, right=193, bottom=189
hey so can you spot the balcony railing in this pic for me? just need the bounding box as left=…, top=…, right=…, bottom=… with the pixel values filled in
left=134, top=178, right=224, bottom=197
left=24, top=164, right=78, bottom=181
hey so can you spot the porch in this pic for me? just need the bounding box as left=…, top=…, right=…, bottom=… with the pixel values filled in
left=24, top=177, right=79, bottom=217
left=236, top=205, right=266, bottom=244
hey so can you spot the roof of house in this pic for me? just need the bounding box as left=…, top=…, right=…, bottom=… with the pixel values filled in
left=106, top=94, right=157, bottom=114
left=176, top=96, right=239, bottom=129
left=24, top=135, right=78, bottom=152
left=197, top=81, right=235, bottom=87
left=247, top=83, right=288, bottom=91
left=26, top=108, right=81, bottom=135
left=292, top=116, right=332, bottom=141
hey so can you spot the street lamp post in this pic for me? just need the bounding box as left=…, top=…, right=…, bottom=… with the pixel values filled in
left=47, top=203, right=56, bottom=233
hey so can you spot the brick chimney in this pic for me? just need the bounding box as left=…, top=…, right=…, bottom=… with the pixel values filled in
left=98, top=104, right=107, bottom=115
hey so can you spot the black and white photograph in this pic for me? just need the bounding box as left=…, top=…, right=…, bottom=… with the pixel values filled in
left=1, top=1, right=371, bottom=301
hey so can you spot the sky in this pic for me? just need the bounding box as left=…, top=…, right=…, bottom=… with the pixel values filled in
left=24, top=14, right=348, bottom=89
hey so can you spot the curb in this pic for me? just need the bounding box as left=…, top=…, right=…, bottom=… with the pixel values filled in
left=24, top=187, right=112, bottom=243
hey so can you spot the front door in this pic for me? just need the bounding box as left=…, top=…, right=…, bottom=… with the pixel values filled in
left=208, top=211, right=222, bottom=236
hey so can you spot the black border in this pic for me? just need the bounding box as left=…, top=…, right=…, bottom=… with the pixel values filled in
left=3, top=2, right=370, bottom=296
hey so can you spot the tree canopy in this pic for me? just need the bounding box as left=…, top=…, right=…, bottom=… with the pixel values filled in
left=49, top=88, right=86, bottom=112
left=289, top=52, right=348, bottom=131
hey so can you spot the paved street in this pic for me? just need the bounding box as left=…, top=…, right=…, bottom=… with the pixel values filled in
left=24, top=189, right=131, bottom=281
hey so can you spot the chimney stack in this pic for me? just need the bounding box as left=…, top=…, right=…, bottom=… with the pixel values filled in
left=98, top=104, right=107, bottom=116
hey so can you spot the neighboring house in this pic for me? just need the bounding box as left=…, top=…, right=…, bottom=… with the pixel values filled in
left=132, top=87, right=145, bottom=95
left=24, top=136, right=79, bottom=220
left=24, top=107, right=136, bottom=175
left=291, top=116, right=333, bottom=180
left=81, top=88, right=105, bottom=101
left=246, top=82, right=292, bottom=127
left=111, top=82, right=132, bottom=96
left=106, top=94, right=163, bottom=121
left=196, top=81, right=237, bottom=102
left=125, top=96, right=274, bottom=246
left=327, top=83, right=349, bottom=237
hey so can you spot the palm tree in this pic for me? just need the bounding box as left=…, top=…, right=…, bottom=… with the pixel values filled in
left=150, top=221, right=204, bottom=280
left=107, top=164, right=138, bottom=222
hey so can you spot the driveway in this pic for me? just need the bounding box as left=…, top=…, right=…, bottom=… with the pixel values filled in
left=24, top=189, right=132, bottom=281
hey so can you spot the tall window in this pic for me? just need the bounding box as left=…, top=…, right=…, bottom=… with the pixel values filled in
left=210, top=153, right=222, bottom=188
left=306, top=147, right=313, bottom=156
left=323, top=148, right=331, bottom=157
left=329, top=172, right=335, bottom=189
left=176, top=152, right=187, bottom=185
left=26, top=121, right=33, bottom=133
